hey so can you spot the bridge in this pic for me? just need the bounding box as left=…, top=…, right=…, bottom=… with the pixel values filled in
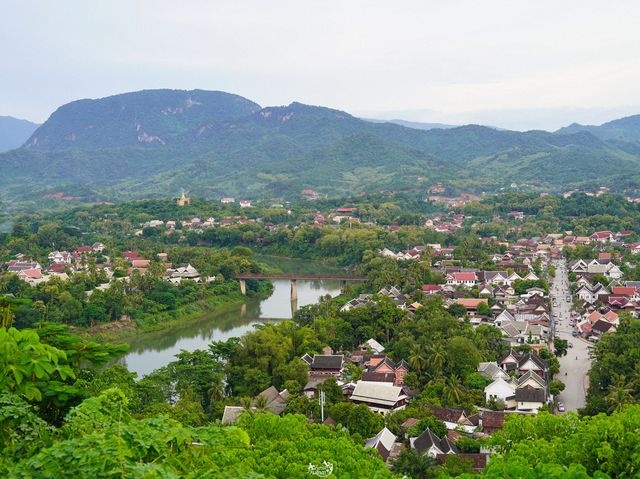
left=234, top=273, right=367, bottom=300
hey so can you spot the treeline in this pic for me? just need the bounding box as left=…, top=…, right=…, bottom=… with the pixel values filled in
left=583, top=314, right=640, bottom=416
left=1, top=247, right=268, bottom=330
left=464, top=192, right=640, bottom=239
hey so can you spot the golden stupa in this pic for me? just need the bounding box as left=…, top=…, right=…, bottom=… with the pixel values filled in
left=177, top=192, right=191, bottom=206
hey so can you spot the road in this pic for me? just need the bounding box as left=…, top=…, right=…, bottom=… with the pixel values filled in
left=551, top=259, right=592, bottom=412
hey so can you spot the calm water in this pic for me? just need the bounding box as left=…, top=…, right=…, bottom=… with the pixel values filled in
left=120, top=258, right=342, bottom=377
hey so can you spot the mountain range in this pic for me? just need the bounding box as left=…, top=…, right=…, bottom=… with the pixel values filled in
left=2, top=89, right=640, bottom=204
left=0, top=116, right=40, bottom=153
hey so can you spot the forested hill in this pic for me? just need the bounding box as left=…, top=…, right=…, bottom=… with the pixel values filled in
left=2, top=89, right=640, bottom=202
left=556, top=114, right=640, bottom=142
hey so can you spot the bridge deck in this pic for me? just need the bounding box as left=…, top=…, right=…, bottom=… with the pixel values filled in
left=234, top=273, right=367, bottom=281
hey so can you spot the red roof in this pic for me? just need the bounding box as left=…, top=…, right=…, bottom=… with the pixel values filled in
left=453, top=272, right=477, bottom=281
left=422, top=284, right=443, bottom=292
left=612, top=287, right=635, bottom=296
left=591, top=231, right=613, bottom=239
left=21, top=268, right=42, bottom=279
left=47, top=263, right=67, bottom=273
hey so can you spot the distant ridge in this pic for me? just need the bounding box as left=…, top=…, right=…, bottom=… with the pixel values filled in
left=556, top=114, right=640, bottom=142
left=1, top=88, right=640, bottom=202
left=364, top=118, right=457, bottom=131
left=0, top=116, right=40, bottom=152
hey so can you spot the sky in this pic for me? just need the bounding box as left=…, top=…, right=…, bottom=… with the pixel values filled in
left=2, top=0, right=640, bottom=130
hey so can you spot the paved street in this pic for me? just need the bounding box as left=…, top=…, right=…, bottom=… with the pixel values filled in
left=551, top=259, right=592, bottom=412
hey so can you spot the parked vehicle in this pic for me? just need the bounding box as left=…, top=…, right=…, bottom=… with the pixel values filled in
left=558, top=402, right=565, bottom=412
left=572, top=331, right=578, bottom=337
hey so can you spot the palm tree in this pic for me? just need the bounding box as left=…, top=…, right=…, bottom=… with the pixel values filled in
left=239, top=396, right=254, bottom=416
left=253, top=394, right=269, bottom=413
left=606, top=375, right=633, bottom=413
left=0, top=305, right=14, bottom=328
left=443, top=374, right=465, bottom=407
left=207, top=379, right=225, bottom=404
left=428, top=342, right=446, bottom=377
left=408, top=345, right=427, bottom=375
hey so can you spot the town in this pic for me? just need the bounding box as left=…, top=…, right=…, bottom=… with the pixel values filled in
left=3, top=190, right=640, bottom=477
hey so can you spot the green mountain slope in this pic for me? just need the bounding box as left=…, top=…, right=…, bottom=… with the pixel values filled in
left=556, top=114, right=640, bottom=142
left=2, top=89, right=640, bottom=202
left=24, top=89, right=261, bottom=150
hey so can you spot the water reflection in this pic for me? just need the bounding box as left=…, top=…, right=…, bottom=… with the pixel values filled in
left=121, top=279, right=341, bottom=376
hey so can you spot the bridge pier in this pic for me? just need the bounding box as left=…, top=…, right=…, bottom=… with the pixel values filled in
left=341, top=280, right=347, bottom=293
left=290, top=279, right=298, bottom=302
left=239, top=279, right=246, bottom=295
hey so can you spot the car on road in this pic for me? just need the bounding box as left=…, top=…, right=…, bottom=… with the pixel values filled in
left=572, top=331, right=578, bottom=337
left=558, top=402, right=565, bottom=412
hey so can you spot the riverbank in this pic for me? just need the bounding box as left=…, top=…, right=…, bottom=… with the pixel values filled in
left=253, top=254, right=344, bottom=273
left=85, top=290, right=256, bottom=344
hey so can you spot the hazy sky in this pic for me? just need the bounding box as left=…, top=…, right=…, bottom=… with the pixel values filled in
left=3, top=0, right=640, bottom=130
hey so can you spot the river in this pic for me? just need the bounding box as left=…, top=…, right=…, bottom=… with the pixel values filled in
left=120, top=257, right=343, bottom=377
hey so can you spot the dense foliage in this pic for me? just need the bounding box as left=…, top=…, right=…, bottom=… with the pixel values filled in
left=583, top=314, right=640, bottom=416
left=466, top=407, right=640, bottom=478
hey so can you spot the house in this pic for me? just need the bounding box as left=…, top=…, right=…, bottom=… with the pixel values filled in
left=494, top=309, right=516, bottom=325
left=239, top=200, right=252, bottom=208
left=446, top=272, right=478, bottom=287
left=7, top=260, right=42, bottom=272
left=340, top=294, right=372, bottom=312
left=592, top=319, right=616, bottom=337
left=168, top=264, right=200, bottom=281
left=570, top=259, right=588, bottom=274
left=92, top=242, right=105, bottom=252
left=477, top=361, right=510, bottom=381
left=484, top=377, right=517, bottom=405
left=73, top=246, right=94, bottom=256
left=454, top=298, right=488, bottom=313
left=221, top=197, right=235, bottom=203
left=515, top=386, right=546, bottom=411
left=517, top=370, right=546, bottom=390
left=481, top=411, right=506, bottom=434
left=309, top=355, right=344, bottom=376
left=411, top=428, right=458, bottom=458
left=336, top=207, right=357, bottom=215
left=360, top=338, right=385, bottom=354
left=499, top=351, right=548, bottom=377
left=590, top=231, right=614, bottom=243
left=17, top=268, right=44, bottom=285
left=48, top=251, right=73, bottom=264
left=365, top=427, right=398, bottom=462
left=576, top=283, right=610, bottom=304
left=349, top=381, right=407, bottom=414
left=516, top=352, right=548, bottom=377
left=422, top=284, right=443, bottom=295
left=629, top=243, right=640, bottom=254
left=221, top=386, right=289, bottom=424
left=483, top=271, right=509, bottom=285
left=429, top=407, right=478, bottom=432
left=363, top=355, right=410, bottom=385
